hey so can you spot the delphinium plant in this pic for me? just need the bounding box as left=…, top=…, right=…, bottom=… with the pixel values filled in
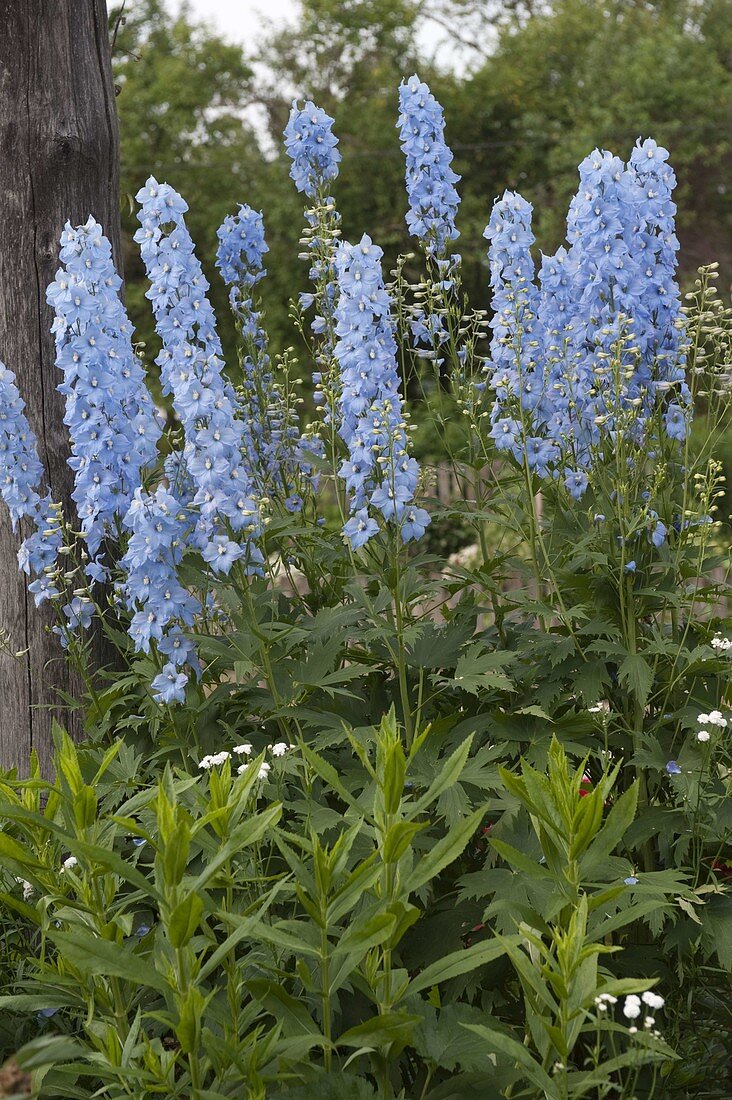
left=0, top=71, right=727, bottom=1097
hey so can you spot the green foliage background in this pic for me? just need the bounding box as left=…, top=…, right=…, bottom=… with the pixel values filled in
left=110, top=0, right=732, bottom=366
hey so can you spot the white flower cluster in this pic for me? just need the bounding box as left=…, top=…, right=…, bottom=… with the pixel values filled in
left=623, top=991, right=665, bottom=1038
left=711, top=634, right=731, bottom=652
left=199, top=750, right=232, bottom=770
left=697, top=710, right=728, bottom=741
left=595, top=990, right=665, bottom=1039
left=60, top=856, right=78, bottom=873
left=198, top=741, right=291, bottom=779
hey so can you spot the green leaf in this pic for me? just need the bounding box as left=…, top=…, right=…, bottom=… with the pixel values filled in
left=581, top=783, right=638, bottom=876
left=338, top=1012, right=421, bottom=1050
left=488, top=838, right=553, bottom=881
left=16, top=1034, right=85, bottom=1070
left=462, top=1024, right=557, bottom=1096
left=382, top=820, right=424, bottom=863
left=189, top=802, right=282, bottom=893
left=167, top=892, right=204, bottom=948
left=448, top=647, right=515, bottom=695
left=273, top=1075, right=377, bottom=1099
left=247, top=979, right=322, bottom=1037
left=0, top=831, right=40, bottom=870
left=402, top=808, right=483, bottom=894
left=412, top=1004, right=498, bottom=1073
left=618, top=653, right=653, bottom=708
left=412, top=735, right=474, bottom=815
left=47, top=930, right=168, bottom=993
left=300, top=744, right=370, bottom=818
left=408, top=937, right=515, bottom=995
left=70, top=836, right=161, bottom=901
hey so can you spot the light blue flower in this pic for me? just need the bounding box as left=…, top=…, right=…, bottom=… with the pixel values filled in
left=485, top=139, right=689, bottom=491
left=47, top=217, right=161, bottom=584
left=0, top=362, right=62, bottom=602
left=333, top=235, right=428, bottom=548
left=343, top=509, right=379, bottom=549
left=397, top=74, right=461, bottom=264
left=284, top=100, right=341, bottom=198
left=135, top=178, right=262, bottom=569
left=284, top=101, right=342, bottom=421
left=151, top=663, right=189, bottom=705
left=216, top=204, right=309, bottom=502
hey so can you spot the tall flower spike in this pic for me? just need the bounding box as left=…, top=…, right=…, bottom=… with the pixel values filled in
left=564, top=149, right=646, bottom=433
left=216, top=206, right=304, bottom=505
left=398, top=74, right=461, bottom=265
left=134, top=178, right=262, bottom=571
left=119, top=485, right=200, bottom=704
left=284, top=100, right=341, bottom=199
left=0, top=360, right=62, bottom=606
left=216, top=204, right=269, bottom=325
left=627, top=138, right=689, bottom=441
left=284, top=101, right=342, bottom=428
left=537, top=244, right=595, bottom=484
left=486, top=139, right=690, bottom=503
left=484, top=191, right=556, bottom=478
left=334, top=234, right=429, bottom=547
left=47, top=217, right=161, bottom=579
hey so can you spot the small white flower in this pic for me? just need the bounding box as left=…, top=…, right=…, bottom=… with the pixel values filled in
left=711, top=635, right=731, bottom=651
left=642, top=991, right=665, bottom=1010
left=588, top=700, right=609, bottom=714
left=233, top=743, right=253, bottom=756
left=623, top=995, right=642, bottom=1020
left=644, top=1016, right=655, bottom=1028
left=628, top=1026, right=638, bottom=1035
left=697, top=710, right=727, bottom=728
left=199, top=750, right=231, bottom=770
left=60, top=856, right=78, bottom=873
left=19, top=879, right=33, bottom=900
left=270, top=742, right=289, bottom=757
left=697, top=729, right=711, bottom=743
left=237, top=759, right=272, bottom=781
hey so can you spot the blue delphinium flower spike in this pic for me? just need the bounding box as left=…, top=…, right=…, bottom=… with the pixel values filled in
left=284, top=101, right=342, bottom=429
left=333, top=234, right=429, bottom=547
left=47, top=217, right=161, bottom=579
left=134, top=178, right=262, bottom=570
left=284, top=100, right=341, bottom=199
left=398, top=74, right=461, bottom=267
left=0, top=361, right=62, bottom=606
left=216, top=205, right=307, bottom=500
left=119, top=484, right=200, bottom=702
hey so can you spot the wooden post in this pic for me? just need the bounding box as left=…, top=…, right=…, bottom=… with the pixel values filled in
left=0, top=0, right=120, bottom=772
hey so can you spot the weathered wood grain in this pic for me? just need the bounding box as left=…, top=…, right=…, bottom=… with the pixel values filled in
left=0, top=0, right=120, bottom=773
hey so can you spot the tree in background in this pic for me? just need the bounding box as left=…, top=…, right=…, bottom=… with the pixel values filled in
left=0, top=0, right=120, bottom=769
